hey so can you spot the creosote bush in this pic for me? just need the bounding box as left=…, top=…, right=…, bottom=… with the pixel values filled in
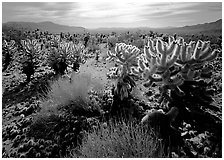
left=73, top=120, right=165, bottom=158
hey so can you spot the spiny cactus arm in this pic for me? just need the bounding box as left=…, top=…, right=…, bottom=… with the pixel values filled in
left=166, top=44, right=181, bottom=67
left=106, top=50, right=117, bottom=61
left=156, top=40, right=167, bottom=67
left=179, top=43, right=188, bottom=63
left=185, top=45, right=194, bottom=62
left=167, top=41, right=176, bottom=54
left=168, top=36, right=175, bottom=44
left=127, top=47, right=140, bottom=61
left=144, top=46, right=151, bottom=61
left=177, top=37, right=184, bottom=45
left=156, top=39, right=165, bottom=55
left=198, top=46, right=212, bottom=60
left=192, top=40, right=204, bottom=60
left=200, top=49, right=220, bottom=61
left=138, top=59, right=147, bottom=70
left=147, top=38, right=157, bottom=54
left=189, top=41, right=196, bottom=49
left=140, top=54, right=159, bottom=75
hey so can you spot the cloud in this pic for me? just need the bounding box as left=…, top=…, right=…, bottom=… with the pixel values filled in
left=2, top=2, right=222, bottom=28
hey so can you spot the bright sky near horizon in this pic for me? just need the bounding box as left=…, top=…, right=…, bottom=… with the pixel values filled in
left=2, top=1, right=222, bottom=28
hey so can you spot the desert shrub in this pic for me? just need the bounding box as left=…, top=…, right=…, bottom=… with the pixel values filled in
left=24, top=72, right=106, bottom=158
left=40, top=71, right=106, bottom=115
left=40, top=73, right=91, bottom=113
left=72, top=120, right=165, bottom=158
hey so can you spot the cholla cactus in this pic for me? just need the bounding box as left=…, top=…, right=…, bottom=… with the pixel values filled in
left=132, top=37, right=183, bottom=89
left=19, top=39, right=42, bottom=82
left=107, top=43, right=141, bottom=100
left=175, top=38, right=220, bottom=81
left=21, top=39, right=42, bottom=62
left=107, top=43, right=140, bottom=74
left=134, top=36, right=220, bottom=97
left=67, top=42, right=85, bottom=62
left=48, top=40, right=86, bottom=74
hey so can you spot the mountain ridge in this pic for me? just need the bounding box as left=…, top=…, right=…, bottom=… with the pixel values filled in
left=2, top=19, right=222, bottom=35
left=2, top=21, right=86, bottom=34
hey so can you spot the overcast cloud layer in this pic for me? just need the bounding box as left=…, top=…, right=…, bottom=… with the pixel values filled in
left=2, top=2, right=222, bottom=28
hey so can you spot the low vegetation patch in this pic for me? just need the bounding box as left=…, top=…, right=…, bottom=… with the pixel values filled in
left=73, top=120, right=165, bottom=158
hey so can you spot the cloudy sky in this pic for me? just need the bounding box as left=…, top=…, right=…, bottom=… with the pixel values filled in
left=2, top=1, right=222, bottom=28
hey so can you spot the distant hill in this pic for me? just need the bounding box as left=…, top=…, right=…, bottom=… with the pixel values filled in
left=2, top=19, right=222, bottom=36
left=154, top=19, right=222, bottom=35
left=2, top=21, right=86, bottom=34
left=89, top=19, right=222, bottom=35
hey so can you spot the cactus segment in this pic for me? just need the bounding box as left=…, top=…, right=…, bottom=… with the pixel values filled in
left=138, top=59, right=146, bottom=70
left=156, top=39, right=164, bottom=54
left=199, top=46, right=211, bottom=60
left=201, top=41, right=210, bottom=51
left=201, top=49, right=220, bottom=61
left=167, top=41, right=176, bottom=55
left=167, top=44, right=181, bottom=67
left=180, top=44, right=187, bottom=62
left=193, top=47, right=202, bottom=60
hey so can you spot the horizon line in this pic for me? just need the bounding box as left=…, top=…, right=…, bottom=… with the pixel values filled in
left=2, top=18, right=222, bottom=30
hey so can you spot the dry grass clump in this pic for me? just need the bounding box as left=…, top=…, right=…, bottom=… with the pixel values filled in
left=72, top=120, right=165, bottom=158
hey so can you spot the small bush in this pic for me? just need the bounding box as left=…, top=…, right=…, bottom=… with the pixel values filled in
left=73, top=120, right=165, bottom=158
left=40, top=71, right=104, bottom=114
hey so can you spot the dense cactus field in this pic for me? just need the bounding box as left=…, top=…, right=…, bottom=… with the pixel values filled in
left=2, top=29, right=222, bottom=158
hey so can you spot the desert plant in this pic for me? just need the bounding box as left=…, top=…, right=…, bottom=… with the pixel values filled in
left=132, top=36, right=221, bottom=152
left=132, top=36, right=220, bottom=101
left=67, top=42, right=85, bottom=72
left=20, top=38, right=42, bottom=82
left=106, top=43, right=141, bottom=118
left=107, top=43, right=141, bottom=99
left=2, top=39, right=17, bottom=71
left=73, top=120, right=165, bottom=158
left=40, top=71, right=105, bottom=117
